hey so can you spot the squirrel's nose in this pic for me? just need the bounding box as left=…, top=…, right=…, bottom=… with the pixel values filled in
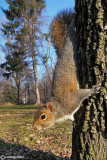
left=33, top=123, right=42, bottom=130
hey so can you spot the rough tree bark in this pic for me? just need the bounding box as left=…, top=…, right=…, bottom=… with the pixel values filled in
left=71, top=0, right=106, bottom=160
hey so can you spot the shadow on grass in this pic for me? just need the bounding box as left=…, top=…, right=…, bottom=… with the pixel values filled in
left=0, top=139, right=70, bottom=160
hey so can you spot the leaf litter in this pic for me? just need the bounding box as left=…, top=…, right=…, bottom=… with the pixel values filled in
left=0, top=105, right=73, bottom=160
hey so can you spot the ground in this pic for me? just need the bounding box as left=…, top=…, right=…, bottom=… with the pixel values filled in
left=0, top=105, right=73, bottom=160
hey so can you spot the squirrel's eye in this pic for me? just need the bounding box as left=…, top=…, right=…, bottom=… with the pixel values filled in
left=41, top=114, right=46, bottom=120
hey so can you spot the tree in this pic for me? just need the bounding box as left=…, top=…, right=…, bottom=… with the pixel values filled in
left=0, top=62, right=5, bottom=104
left=71, top=0, right=106, bottom=160
left=1, top=42, right=27, bottom=104
left=21, top=67, right=36, bottom=104
left=1, top=0, right=46, bottom=104
left=3, top=84, right=17, bottom=104
left=39, top=73, right=52, bottom=103
left=1, top=33, right=28, bottom=104
left=38, top=34, right=56, bottom=83
left=21, top=0, right=46, bottom=104
left=0, top=61, right=17, bottom=104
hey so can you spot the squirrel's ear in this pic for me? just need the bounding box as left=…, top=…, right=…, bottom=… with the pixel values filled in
left=46, top=103, right=55, bottom=112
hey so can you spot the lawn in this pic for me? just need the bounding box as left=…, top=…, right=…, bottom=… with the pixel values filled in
left=0, top=105, right=73, bottom=160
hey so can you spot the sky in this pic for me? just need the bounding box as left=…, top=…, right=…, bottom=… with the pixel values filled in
left=46, top=0, right=75, bottom=17
left=0, top=0, right=75, bottom=78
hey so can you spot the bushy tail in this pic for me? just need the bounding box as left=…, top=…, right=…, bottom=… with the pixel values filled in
left=50, top=9, right=75, bottom=53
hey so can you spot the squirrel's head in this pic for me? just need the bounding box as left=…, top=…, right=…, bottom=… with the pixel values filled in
left=33, top=103, right=55, bottom=130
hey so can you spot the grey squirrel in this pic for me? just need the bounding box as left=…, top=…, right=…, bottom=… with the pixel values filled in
left=33, top=10, right=100, bottom=130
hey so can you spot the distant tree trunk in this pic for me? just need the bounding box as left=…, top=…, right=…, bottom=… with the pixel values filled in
left=13, top=72, right=22, bottom=104
left=27, top=85, right=30, bottom=103
left=25, top=84, right=27, bottom=103
left=17, top=84, right=22, bottom=104
left=16, top=73, right=22, bottom=104
left=44, top=82, right=47, bottom=103
left=71, top=0, right=106, bottom=160
left=32, top=54, right=40, bottom=104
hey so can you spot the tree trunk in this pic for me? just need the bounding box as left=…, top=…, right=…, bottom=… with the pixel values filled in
left=32, top=55, right=40, bottom=104
left=25, top=84, right=27, bottom=103
left=13, top=72, right=22, bottom=104
left=17, top=73, right=22, bottom=104
left=25, top=5, right=41, bottom=105
left=44, top=82, right=48, bottom=103
left=71, top=0, right=106, bottom=160
left=17, top=84, right=22, bottom=104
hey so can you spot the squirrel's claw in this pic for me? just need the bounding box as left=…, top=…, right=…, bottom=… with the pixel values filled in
left=92, top=84, right=101, bottom=94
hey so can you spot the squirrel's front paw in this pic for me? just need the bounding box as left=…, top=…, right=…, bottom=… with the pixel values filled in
left=92, top=84, right=101, bottom=95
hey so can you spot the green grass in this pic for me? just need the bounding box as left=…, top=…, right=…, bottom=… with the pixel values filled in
left=0, top=104, right=73, bottom=158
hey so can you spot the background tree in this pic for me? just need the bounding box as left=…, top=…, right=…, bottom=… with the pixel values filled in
left=0, top=62, right=6, bottom=104
left=21, top=67, right=36, bottom=104
left=1, top=36, right=27, bottom=104
left=0, top=60, right=17, bottom=105
left=39, top=72, right=52, bottom=103
left=38, top=34, right=56, bottom=83
left=1, top=0, right=46, bottom=104
left=71, top=0, right=106, bottom=160
left=20, top=0, right=46, bottom=104
left=3, top=84, right=17, bottom=104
